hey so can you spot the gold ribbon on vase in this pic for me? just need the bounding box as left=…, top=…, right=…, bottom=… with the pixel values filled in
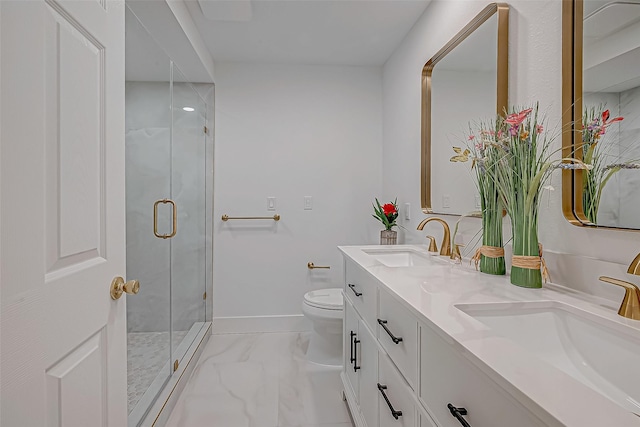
left=471, top=246, right=505, bottom=270
left=511, top=243, right=550, bottom=283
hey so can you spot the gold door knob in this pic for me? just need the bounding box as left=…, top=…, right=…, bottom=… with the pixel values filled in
left=110, top=276, right=140, bottom=300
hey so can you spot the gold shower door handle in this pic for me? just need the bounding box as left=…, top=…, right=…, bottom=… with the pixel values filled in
left=153, top=199, right=177, bottom=239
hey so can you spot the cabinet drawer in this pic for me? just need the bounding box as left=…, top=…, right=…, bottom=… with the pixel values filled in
left=345, top=259, right=378, bottom=328
left=378, top=290, right=417, bottom=390
left=378, top=353, right=416, bottom=427
left=420, top=412, right=438, bottom=427
left=419, top=324, right=547, bottom=427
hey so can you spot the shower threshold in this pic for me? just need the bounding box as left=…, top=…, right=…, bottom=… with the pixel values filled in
left=128, top=322, right=209, bottom=427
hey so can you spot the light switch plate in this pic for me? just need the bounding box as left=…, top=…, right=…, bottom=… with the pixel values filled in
left=443, top=195, right=451, bottom=209
left=404, top=203, right=410, bottom=220
left=267, top=197, right=276, bottom=211
left=304, top=196, right=313, bottom=210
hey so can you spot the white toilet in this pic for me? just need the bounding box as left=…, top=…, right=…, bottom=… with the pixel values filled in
left=302, top=288, right=344, bottom=366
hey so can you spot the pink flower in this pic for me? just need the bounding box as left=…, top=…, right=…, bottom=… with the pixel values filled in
left=468, top=135, right=475, bottom=141
left=536, top=124, right=544, bottom=134
left=505, top=108, right=533, bottom=127
left=509, top=126, right=518, bottom=137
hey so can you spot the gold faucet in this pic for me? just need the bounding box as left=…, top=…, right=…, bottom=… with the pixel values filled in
left=598, top=253, right=640, bottom=320
left=417, top=217, right=451, bottom=257
left=628, top=252, right=640, bottom=275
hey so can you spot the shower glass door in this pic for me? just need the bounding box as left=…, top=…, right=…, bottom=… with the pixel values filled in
left=169, top=66, right=208, bottom=368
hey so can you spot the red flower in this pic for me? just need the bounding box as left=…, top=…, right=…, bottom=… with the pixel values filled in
left=382, top=203, right=397, bottom=216
left=598, top=109, right=624, bottom=136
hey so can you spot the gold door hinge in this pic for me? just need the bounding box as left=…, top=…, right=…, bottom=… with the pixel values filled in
left=173, top=359, right=179, bottom=372
left=203, top=292, right=207, bottom=300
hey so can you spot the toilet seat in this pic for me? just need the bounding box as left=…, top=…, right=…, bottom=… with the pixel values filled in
left=303, top=288, right=343, bottom=310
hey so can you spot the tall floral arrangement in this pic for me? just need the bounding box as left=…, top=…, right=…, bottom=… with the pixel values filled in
left=451, top=124, right=506, bottom=275
left=581, top=107, right=624, bottom=223
left=490, top=105, right=556, bottom=287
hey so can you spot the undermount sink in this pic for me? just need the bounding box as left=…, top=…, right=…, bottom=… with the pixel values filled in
left=456, top=301, right=640, bottom=414
left=362, top=247, right=435, bottom=267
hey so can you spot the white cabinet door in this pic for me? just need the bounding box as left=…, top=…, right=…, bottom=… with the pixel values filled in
left=345, top=298, right=360, bottom=402
left=1, top=1, right=127, bottom=426
left=359, top=322, right=379, bottom=427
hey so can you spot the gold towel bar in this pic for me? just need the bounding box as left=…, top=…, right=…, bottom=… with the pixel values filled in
left=221, top=214, right=280, bottom=221
left=308, top=262, right=330, bottom=270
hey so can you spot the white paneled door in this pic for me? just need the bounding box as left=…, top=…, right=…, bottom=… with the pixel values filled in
left=1, top=1, right=127, bottom=426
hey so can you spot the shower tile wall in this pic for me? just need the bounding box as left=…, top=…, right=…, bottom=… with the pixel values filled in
left=125, top=81, right=211, bottom=333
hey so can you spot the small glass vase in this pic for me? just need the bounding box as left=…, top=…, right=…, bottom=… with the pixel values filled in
left=380, top=229, right=397, bottom=245
left=480, top=208, right=506, bottom=275
left=510, top=215, right=542, bottom=288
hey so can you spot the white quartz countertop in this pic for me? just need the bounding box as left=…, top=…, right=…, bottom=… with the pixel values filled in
left=339, top=244, right=640, bottom=427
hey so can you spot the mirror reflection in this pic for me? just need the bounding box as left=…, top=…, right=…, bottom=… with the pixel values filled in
left=580, top=0, right=640, bottom=228
left=421, top=4, right=508, bottom=215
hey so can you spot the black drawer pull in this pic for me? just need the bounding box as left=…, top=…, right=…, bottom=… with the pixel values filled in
left=448, top=404, right=471, bottom=427
left=353, top=336, right=361, bottom=371
left=348, top=283, right=362, bottom=297
left=377, top=383, right=402, bottom=420
left=377, top=319, right=403, bottom=344
left=349, top=331, right=356, bottom=364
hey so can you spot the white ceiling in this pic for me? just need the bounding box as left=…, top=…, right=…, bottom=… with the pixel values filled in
left=184, top=0, right=432, bottom=66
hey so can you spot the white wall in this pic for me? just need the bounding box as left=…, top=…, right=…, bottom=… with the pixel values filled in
left=382, top=0, right=640, bottom=303
left=213, top=63, right=383, bottom=320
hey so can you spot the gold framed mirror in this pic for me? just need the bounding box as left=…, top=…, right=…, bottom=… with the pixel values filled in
left=421, top=3, right=509, bottom=215
left=563, top=0, right=640, bottom=230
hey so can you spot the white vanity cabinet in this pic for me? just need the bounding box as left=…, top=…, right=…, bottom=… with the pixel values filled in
left=341, top=253, right=548, bottom=427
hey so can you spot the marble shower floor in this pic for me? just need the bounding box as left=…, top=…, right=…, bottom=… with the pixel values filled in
left=166, top=332, right=354, bottom=427
left=127, top=330, right=189, bottom=413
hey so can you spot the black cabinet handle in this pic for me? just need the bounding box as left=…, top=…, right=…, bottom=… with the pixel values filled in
left=377, top=319, right=403, bottom=344
left=349, top=331, right=356, bottom=365
left=377, top=383, right=402, bottom=420
left=353, top=336, right=361, bottom=371
left=348, top=284, right=362, bottom=297
left=448, top=404, right=471, bottom=427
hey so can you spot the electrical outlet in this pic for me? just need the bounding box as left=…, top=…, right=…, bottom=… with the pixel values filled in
left=443, top=195, right=451, bottom=208
left=475, top=195, right=481, bottom=209
left=404, top=203, right=411, bottom=220
left=304, top=196, right=313, bottom=210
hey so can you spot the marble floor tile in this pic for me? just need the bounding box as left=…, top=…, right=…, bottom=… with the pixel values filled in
left=165, top=332, right=353, bottom=427
left=167, top=359, right=279, bottom=427
left=277, top=360, right=350, bottom=426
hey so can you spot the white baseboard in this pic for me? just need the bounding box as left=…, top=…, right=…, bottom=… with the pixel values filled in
left=212, top=314, right=311, bottom=334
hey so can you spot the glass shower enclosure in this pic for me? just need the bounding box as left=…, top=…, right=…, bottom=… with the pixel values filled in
left=124, top=7, right=212, bottom=426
